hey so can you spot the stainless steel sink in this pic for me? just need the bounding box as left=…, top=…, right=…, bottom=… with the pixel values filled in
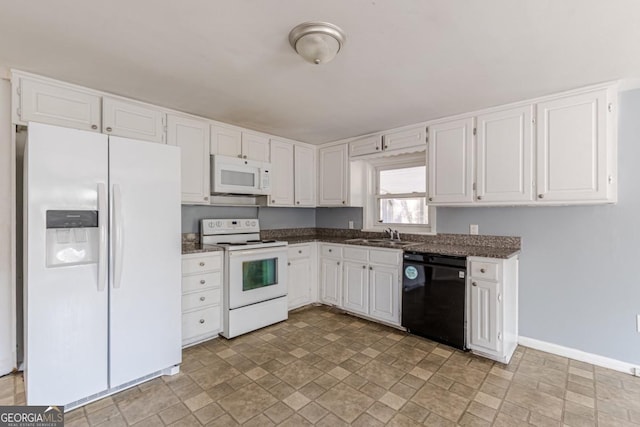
left=344, top=238, right=418, bottom=248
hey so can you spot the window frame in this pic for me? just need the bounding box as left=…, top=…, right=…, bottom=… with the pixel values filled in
left=363, top=154, right=436, bottom=234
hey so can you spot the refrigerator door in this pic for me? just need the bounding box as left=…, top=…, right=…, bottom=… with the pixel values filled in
left=25, top=123, right=109, bottom=405
left=108, top=136, right=182, bottom=388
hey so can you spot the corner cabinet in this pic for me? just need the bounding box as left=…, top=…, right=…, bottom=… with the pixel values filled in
left=167, top=114, right=210, bottom=204
left=181, top=252, right=223, bottom=347
left=467, top=256, right=519, bottom=364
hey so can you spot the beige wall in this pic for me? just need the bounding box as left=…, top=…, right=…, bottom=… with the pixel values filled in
left=0, top=77, right=15, bottom=374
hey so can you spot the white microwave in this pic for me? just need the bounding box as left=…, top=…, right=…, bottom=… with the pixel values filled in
left=210, top=155, right=271, bottom=195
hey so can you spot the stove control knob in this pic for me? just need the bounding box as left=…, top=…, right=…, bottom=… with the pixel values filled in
left=251, top=221, right=257, bottom=227
left=216, top=221, right=223, bottom=227
left=245, top=220, right=250, bottom=226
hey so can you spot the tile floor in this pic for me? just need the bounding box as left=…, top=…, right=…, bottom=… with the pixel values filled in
left=1, top=305, right=640, bottom=426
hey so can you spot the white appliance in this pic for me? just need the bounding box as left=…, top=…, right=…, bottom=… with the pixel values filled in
left=210, top=155, right=272, bottom=195
left=200, top=219, right=288, bottom=338
left=24, top=122, right=182, bottom=409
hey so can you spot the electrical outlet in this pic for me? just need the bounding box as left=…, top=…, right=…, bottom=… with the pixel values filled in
left=470, top=224, right=479, bottom=235
left=348, top=220, right=354, bottom=229
left=637, top=314, right=640, bottom=333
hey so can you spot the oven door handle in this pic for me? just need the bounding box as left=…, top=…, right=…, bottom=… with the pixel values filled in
left=228, top=246, right=287, bottom=257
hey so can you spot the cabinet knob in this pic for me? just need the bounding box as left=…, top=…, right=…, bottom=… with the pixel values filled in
left=328, top=249, right=332, bottom=252
left=237, top=154, right=243, bottom=158
left=480, top=268, right=486, bottom=273
left=383, top=144, right=388, bottom=150
left=91, top=124, right=98, bottom=130
left=369, top=266, right=373, bottom=270
left=204, top=196, right=209, bottom=201
left=105, top=127, right=112, bottom=132
left=477, top=196, right=482, bottom=200
left=243, top=155, right=247, bottom=159
left=200, top=280, right=206, bottom=284
left=342, top=201, right=346, bottom=205
left=337, top=261, right=340, bottom=265
left=199, top=319, right=205, bottom=324
left=272, top=200, right=275, bottom=203
left=298, top=250, right=302, bottom=254
left=296, top=201, right=300, bottom=205
left=538, top=194, right=544, bottom=199
left=429, top=197, right=433, bottom=202
left=199, top=262, right=205, bottom=266
left=200, top=296, right=206, bottom=301
left=362, top=265, right=366, bottom=269
left=472, top=281, right=477, bottom=286
left=375, top=146, right=379, bottom=150
left=287, top=262, right=291, bottom=266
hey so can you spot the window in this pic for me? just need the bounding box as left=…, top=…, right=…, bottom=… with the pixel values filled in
left=364, top=155, right=435, bottom=233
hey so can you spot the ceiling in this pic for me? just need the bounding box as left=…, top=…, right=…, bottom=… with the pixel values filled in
left=1, top=1, right=640, bottom=144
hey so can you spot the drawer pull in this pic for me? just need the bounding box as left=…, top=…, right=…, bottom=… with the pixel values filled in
left=91, top=124, right=98, bottom=130
left=480, top=268, right=486, bottom=273
left=200, top=296, right=206, bottom=301
left=298, top=250, right=302, bottom=254
left=199, top=262, right=205, bottom=266
left=199, top=319, right=205, bottom=324
left=328, top=249, right=332, bottom=252
left=472, top=281, right=477, bottom=286
left=287, top=262, right=291, bottom=266
left=200, top=280, right=206, bottom=284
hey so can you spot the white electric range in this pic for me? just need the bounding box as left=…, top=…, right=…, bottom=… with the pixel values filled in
left=200, top=219, right=288, bottom=338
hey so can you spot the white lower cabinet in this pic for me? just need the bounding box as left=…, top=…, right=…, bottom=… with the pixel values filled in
left=342, top=261, right=369, bottom=315
left=319, top=244, right=342, bottom=305
left=181, top=252, right=223, bottom=347
left=467, top=256, right=519, bottom=363
left=369, top=265, right=400, bottom=324
left=287, top=243, right=317, bottom=309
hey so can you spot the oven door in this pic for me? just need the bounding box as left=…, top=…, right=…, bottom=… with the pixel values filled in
left=227, top=246, right=287, bottom=309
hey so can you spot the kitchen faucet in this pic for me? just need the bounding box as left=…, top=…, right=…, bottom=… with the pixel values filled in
left=385, top=228, right=401, bottom=241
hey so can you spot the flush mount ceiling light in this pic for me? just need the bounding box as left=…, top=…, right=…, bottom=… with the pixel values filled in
left=288, top=21, right=346, bottom=65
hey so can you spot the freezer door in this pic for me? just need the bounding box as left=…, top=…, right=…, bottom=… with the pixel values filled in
left=24, top=123, right=109, bottom=405
left=108, top=136, right=182, bottom=388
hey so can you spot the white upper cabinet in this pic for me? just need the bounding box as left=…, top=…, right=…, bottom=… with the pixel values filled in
left=16, top=77, right=101, bottom=132
left=294, top=145, right=316, bottom=206
left=427, top=117, right=474, bottom=204
left=383, top=126, right=426, bottom=153
left=102, top=97, right=166, bottom=143
left=210, top=126, right=270, bottom=162
left=349, top=135, right=383, bottom=157
left=268, top=139, right=295, bottom=206
left=242, top=132, right=270, bottom=162
left=476, top=106, right=534, bottom=203
left=536, top=88, right=613, bottom=203
left=167, top=114, right=210, bottom=204
left=318, top=144, right=348, bottom=206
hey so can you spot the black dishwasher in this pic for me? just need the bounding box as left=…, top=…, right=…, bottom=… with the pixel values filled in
left=402, top=252, right=467, bottom=350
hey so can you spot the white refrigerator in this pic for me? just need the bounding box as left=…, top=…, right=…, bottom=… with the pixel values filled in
left=24, top=122, right=182, bottom=407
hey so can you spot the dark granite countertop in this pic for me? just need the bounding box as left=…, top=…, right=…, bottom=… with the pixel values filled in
left=181, top=242, right=223, bottom=255
left=263, top=229, right=520, bottom=259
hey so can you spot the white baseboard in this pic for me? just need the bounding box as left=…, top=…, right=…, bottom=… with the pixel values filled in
left=519, top=336, right=639, bottom=376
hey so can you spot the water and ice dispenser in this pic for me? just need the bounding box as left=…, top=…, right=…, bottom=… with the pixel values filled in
left=45, top=210, right=99, bottom=267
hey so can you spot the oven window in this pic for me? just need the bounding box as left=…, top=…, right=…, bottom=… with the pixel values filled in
left=221, top=170, right=255, bottom=187
left=242, top=258, right=277, bottom=291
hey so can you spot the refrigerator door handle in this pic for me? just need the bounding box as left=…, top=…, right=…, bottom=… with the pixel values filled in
left=112, top=183, right=124, bottom=289
left=97, top=182, right=108, bottom=291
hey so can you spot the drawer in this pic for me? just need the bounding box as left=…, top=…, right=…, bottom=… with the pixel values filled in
left=321, top=244, right=342, bottom=258
left=369, top=249, right=401, bottom=266
left=182, top=272, right=221, bottom=293
left=288, top=244, right=311, bottom=259
left=182, top=306, right=221, bottom=340
left=182, top=253, right=222, bottom=275
left=182, top=288, right=221, bottom=311
left=343, top=246, right=368, bottom=261
left=469, top=261, right=499, bottom=281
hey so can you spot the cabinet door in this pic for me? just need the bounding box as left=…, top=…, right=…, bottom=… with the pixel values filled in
left=269, top=139, right=294, bottom=206
left=469, top=279, right=500, bottom=353
left=167, top=114, right=210, bottom=204
left=103, top=97, right=165, bottom=143
left=242, top=132, right=270, bottom=162
left=342, top=261, right=369, bottom=315
left=318, top=144, right=348, bottom=206
left=320, top=257, right=341, bottom=305
left=19, top=78, right=101, bottom=131
left=383, top=126, right=426, bottom=153
left=476, top=106, right=534, bottom=203
left=288, top=257, right=311, bottom=309
left=350, top=135, right=382, bottom=157
left=369, top=265, right=399, bottom=324
left=294, top=145, right=316, bottom=206
left=536, top=89, right=609, bottom=202
left=427, top=117, right=474, bottom=203
left=210, top=125, right=242, bottom=158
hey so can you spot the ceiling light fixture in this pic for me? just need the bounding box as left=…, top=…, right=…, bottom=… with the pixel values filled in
left=288, top=21, right=346, bottom=65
